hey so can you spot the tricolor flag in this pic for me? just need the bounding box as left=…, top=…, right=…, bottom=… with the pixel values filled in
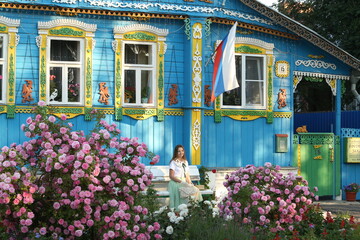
left=211, top=22, right=239, bottom=102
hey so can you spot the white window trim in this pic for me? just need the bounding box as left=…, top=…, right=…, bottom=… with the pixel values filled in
left=46, top=36, right=85, bottom=106
left=122, top=40, right=157, bottom=108
left=221, top=53, right=267, bottom=110
left=0, top=34, right=8, bottom=104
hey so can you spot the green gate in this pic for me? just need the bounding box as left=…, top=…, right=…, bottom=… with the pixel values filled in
left=293, top=133, right=341, bottom=197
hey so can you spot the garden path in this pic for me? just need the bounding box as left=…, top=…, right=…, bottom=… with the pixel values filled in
left=316, top=200, right=360, bottom=222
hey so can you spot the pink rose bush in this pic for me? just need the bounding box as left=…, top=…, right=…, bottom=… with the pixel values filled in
left=219, top=163, right=318, bottom=233
left=0, top=103, right=161, bottom=239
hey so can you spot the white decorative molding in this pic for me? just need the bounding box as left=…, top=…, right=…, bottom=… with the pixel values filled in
left=35, top=36, right=42, bottom=48
left=114, top=24, right=169, bottom=37
left=92, top=39, right=96, bottom=50
left=293, top=71, right=349, bottom=80
left=0, top=16, right=20, bottom=27
left=193, top=25, right=202, bottom=39
left=192, top=43, right=202, bottom=103
left=293, top=71, right=350, bottom=95
left=215, top=37, right=274, bottom=52
left=48, top=1, right=272, bottom=26
left=15, top=34, right=20, bottom=46
left=192, top=119, right=201, bottom=150
left=38, top=19, right=97, bottom=32
left=222, top=9, right=273, bottom=25
left=86, top=1, right=154, bottom=10
left=326, top=78, right=336, bottom=96
left=163, top=43, right=167, bottom=55
left=295, top=59, right=336, bottom=70
left=53, top=0, right=78, bottom=3
left=157, top=42, right=167, bottom=55
left=156, top=3, right=216, bottom=14
left=235, top=37, right=274, bottom=50
left=111, top=40, right=118, bottom=52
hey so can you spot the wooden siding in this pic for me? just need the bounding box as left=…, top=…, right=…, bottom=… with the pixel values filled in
left=295, top=111, right=360, bottom=133
left=202, top=116, right=292, bottom=168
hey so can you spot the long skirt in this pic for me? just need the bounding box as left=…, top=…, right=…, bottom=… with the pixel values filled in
left=168, top=180, right=203, bottom=210
left=168, top=180, right=188, bottom=210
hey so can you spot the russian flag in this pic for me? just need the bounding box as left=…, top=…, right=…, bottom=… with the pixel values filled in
left=211, top=22, right=239, bottom=102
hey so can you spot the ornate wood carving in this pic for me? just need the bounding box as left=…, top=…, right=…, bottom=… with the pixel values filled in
left=98, top=82, right=110, bottom=105
left=22, top=80, right=34, bottom=103
left=168, top=84, right=178, bottom=106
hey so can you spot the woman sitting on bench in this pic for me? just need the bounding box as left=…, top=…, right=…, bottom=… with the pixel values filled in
left=168, top=145, right=202, bottom=210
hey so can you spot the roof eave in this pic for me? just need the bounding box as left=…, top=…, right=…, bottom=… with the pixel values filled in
left=239, top=0, right=360, bottom=71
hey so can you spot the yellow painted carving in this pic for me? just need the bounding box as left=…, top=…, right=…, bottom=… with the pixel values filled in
left=235, top=44, right=265, bottom=54
left=85, top=36, right=93, bottom=107
left=293, top=76, right=300, bottom=88
left=191, top=110, right=201, bottom=165
left=48, top=26, right=85, bottom=37
left=114, top=39, right=122, bottom=109
left=52, top=112, right=83, bottom=119
left=225, top=115, right=261, bottom=121
left=190, top=22, right=203, bottom=165
left=123, top=108, right=157, bottom=120
left=313, top=145, right=322, bottom=149
left=273, top=112, right=292, bottom=118
left=157, top=41, right=165, bottom=114
left=313, top=155, right=323, bottom=160
left=192, top=22, right=202, bottom=108
left=327, top=79, right=335, bottom=90
left=39, top=34, right=47, bottom=102
left=123, top=31, right=157, bottom=42
left=7, top=29, right=17, bottom=104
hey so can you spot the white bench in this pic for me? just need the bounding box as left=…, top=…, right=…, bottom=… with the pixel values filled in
left=145, top=165, right=214, bottom=198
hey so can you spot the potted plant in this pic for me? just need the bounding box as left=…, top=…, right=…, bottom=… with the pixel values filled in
left=141, top=86, right=150, bottom=103
left=344, top=183, right=359, bottom=201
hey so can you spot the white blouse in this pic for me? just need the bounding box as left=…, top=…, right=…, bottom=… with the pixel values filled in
left=169, top=159, right=189, bottom=179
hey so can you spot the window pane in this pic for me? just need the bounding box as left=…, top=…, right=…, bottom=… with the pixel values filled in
left=67, top=68, right=80, bottom=102
left=49, top=67, right=62, bottom=102
left=124, top=70, right=136, bottom=103
left=245, top=81, right=264, bottom=105
left=0, top=65, right=2, bottom=100
left=246, top=57, right=263, bottom=80
left=125, top=44, right=151, bottom=65
left=141, top=70, right=152, bottom=104
left=223, top=56, right=242, bottom=106
left=0, top=36, right=3, bottom=59
left=50, top=40, right=80, bottom=62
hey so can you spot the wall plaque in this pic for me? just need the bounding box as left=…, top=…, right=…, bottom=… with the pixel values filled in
left=344, top=137, right=360, bottom=163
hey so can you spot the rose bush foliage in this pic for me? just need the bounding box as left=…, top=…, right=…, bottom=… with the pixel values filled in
left=0, top=102, right=160, bottom=239
left=219, top=163, right=318, bottom=233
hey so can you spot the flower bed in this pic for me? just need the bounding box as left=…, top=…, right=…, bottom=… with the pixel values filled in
left=0, top=102, right=161, bottom=239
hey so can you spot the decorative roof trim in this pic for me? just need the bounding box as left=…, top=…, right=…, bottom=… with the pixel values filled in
left=0, top=16, right=20, bottom=27
left=38, top=19, right=97, bottom=32
left=293, top=71, right=350, bottom=80
left=114, top=24, right=169, bottom=37
left=235, top=37, right=274, bottom=50
left=240, top=0, right=360, bottom=71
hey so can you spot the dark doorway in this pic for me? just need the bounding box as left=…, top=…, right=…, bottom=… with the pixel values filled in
left=294, top=77, right=335, bottom=113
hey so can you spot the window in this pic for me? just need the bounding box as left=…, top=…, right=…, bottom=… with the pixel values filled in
left=222, top=54, right=266, bottom=109
left=48, top=38, right=84, bottom=105
left=123, top=42, right=155, bottom=106
left=0, top=34, right=7, bottom=103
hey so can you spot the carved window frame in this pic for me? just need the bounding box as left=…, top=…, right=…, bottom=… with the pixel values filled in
left=213, top=37, right=275, bottom=123
left=37, top=19, right=97, bottom=109
left=0, top=16, right=20, bottom=118
left=113, top=24, right=168, bottom=121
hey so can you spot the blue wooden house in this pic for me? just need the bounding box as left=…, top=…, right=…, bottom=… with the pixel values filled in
left=0, top=0, right=359, bottom=199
